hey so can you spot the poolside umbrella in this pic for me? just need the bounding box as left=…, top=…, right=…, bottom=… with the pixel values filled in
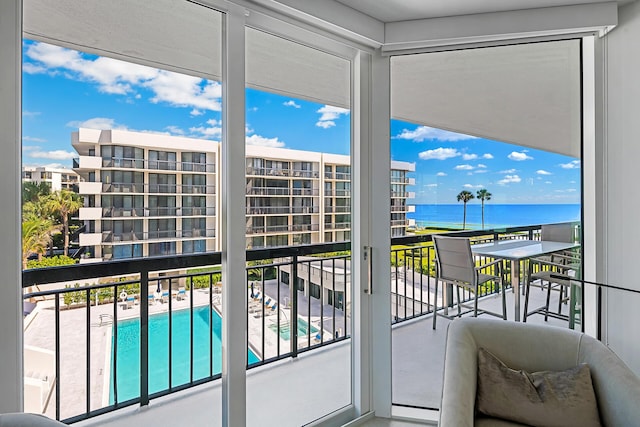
left=250, top=282, right=255, bottom=298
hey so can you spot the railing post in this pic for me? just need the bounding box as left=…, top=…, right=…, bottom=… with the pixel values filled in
left=140, top=270, right=149, bottom=406
left=291, top=254, right=298, bottom=357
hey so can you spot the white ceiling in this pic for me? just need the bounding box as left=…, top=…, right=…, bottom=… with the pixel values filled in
left=335, top=0, right=632, bottom=22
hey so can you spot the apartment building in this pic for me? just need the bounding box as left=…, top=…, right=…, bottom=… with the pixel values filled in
left=22, top=166, right=80, bottom=192
left=72, top=128, right=414, bottom=261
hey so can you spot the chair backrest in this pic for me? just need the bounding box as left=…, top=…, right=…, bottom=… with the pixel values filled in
left=541, top=223, right=575, bottom=243
left=433, top=236, right=476, bottom=285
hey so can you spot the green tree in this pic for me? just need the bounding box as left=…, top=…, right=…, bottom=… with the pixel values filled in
left=22, top=181, right=51, bottom=204
left=457, top=190, right=475, bottom=230
left=476, top=189, right=492, bottom=229
left=46, top=190, right=83, bottom=256
left=22, top=218, right=61, bottom=269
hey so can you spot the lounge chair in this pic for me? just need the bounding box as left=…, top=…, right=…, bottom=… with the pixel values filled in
left=176, top=287, right=187, bottom=301
left=264, top=297, right=272, bottom=307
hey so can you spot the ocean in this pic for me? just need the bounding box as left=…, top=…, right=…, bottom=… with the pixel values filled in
left=408, top=204, right=581, bottom=230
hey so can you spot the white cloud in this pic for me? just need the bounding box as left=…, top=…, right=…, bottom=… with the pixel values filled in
left=462, top=153, right=478, bottom=161
left=545, top=181, right=552, bottom=184
left=463, top=184, right=483, bottom=189
left=22, top=136, right=47, bottom=142
left=67, top=117, right=126, bottom=130
left=316, top=105, right=349, bottom=129
left=23, top=111, right=41, bottom=118
left=536, top=170, right=552, bottom=175
left=508, top=151, right=533, bottom=161
left=425, top=183, right=438, bottom=187
left=283, top=100, right=301, bottom=109
left=394, top=126, right=478, bottom=142
left=560, top=160, right=581, bottom=169
left=316, top=120, right=335, bottom=129
left=418, top=148, right=460, bottom=160
left=499, top=168, right=517, bottom=174
left=436, top=172, right=447, bottom=177
left=477, top=164, right=487, bottom=168
left=454, top=164, right=474, bottom=171
left=474, top=170, right=488, bottom=174
left=498, top=174, right=522, bottom=185
left=24, top=41, right=222, bottom=111
left=190, top=109, right=204, bottom=116
left=28, top=149, right=77, bottom=160
left=189, top=119, right=222, bottom=139
left=246, top=134, right=285, bottom=148
left=248, top=107, right=258, bottom=112
left=482, top=153, right=494, bottom=159
left=165, top=126, right=185, bottom=135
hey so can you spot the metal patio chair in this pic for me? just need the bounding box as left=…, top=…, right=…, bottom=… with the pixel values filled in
left=432, top=235, right=507, bottom=329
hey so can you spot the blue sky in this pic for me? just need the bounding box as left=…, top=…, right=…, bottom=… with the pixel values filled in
left=22, top=39, right=580, bottom=205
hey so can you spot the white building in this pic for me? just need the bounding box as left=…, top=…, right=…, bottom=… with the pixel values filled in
left=21, top=166, right=80, bottom=192
left=72, top=128, right=414, bottom=260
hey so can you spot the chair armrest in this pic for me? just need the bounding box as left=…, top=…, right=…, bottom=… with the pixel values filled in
left=475, top=259, right=502, bottom=273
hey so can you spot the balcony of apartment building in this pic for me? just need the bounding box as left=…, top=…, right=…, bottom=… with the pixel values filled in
left=21, top=222, right=618, bottom=426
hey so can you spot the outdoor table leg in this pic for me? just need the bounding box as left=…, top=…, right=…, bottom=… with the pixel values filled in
left=511, top=259, right=521, bottom=321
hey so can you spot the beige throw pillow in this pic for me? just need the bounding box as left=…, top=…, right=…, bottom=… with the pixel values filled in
left=476, top=348, right=602, bottom=427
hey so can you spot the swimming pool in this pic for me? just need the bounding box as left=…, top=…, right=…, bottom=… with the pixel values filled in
left=268, top=318, right=319, bottom=341
left=110, top=306, right=259, bottom=403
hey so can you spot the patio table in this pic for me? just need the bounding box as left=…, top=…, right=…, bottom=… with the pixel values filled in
left=471, top=239, right=579, bottom=321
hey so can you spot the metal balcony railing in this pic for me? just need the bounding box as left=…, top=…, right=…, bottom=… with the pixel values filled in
left=23, top=242, right=349, bottom=423
left=22, top=222, right=587, bottom=423
left=100, top=157, right=215, bottom=173
left=246, top=206, right=319, bottom=215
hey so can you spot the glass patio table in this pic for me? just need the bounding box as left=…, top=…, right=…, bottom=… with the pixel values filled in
left=471, top=239, right=579, bottom=321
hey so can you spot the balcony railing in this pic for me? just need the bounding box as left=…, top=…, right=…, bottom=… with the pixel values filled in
left=246, top=206, right=319, bottom=215
left=100, top=157, right=215, bottom=173
left=102, top=229, right=217, bottom=242
left=245, top=167, right=319, bottom=178
left=246, top=224, right=320, bottom=234
left=23, top=242, right=349, bottom=423
left=324, top=222, right=351, bottom=230
left=324, top=172, right=351, bottom=180
left=100, top=183, right=215, bottom=194
left=23, top=223, right=586, bottom=423
left=246, top=187, right=319, bottom=196
left=99, top=207, right=216, bottom=217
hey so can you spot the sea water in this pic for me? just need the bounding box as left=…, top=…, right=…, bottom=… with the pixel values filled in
left=408, top=204, right=580, bottom=230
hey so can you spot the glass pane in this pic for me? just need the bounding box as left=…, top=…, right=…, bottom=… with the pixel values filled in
left=245, top=27, right=351, bottom=426
left=22, top=1, right=223, bottom=422
left=389, top=42, right=582, bottom=411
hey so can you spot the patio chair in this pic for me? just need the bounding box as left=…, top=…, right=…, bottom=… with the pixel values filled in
left=524, top=223, right=580, bottom=322
left=432, top=236, right=507, bottom=330
left=176, top=287, right=187, bottom=301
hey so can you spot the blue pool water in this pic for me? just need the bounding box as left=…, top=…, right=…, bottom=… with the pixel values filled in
left=269, top=318, right=318, bottom=341
left=110, top=306, right=259, bottom=403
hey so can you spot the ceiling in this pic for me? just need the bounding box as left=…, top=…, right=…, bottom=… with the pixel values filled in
left=335, top=0, right=633, bottom=22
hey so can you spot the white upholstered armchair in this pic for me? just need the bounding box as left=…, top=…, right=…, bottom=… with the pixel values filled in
left=440, top=318, right=640, bottom=426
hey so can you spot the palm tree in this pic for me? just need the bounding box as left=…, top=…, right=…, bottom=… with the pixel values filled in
left=22, top=181, right=51, bottom=204
left=457, top=190, right=475, bottom=229
left=476, top=189, right=492, bottom=229
left=46, top=189, right=83, bottom=256
left=22, top=218, right=60, bottom=269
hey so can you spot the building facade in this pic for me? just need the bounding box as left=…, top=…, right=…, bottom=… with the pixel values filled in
left=73, top=128, right=414, bottom=261
left=22, top=166, right=80, bottom=192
